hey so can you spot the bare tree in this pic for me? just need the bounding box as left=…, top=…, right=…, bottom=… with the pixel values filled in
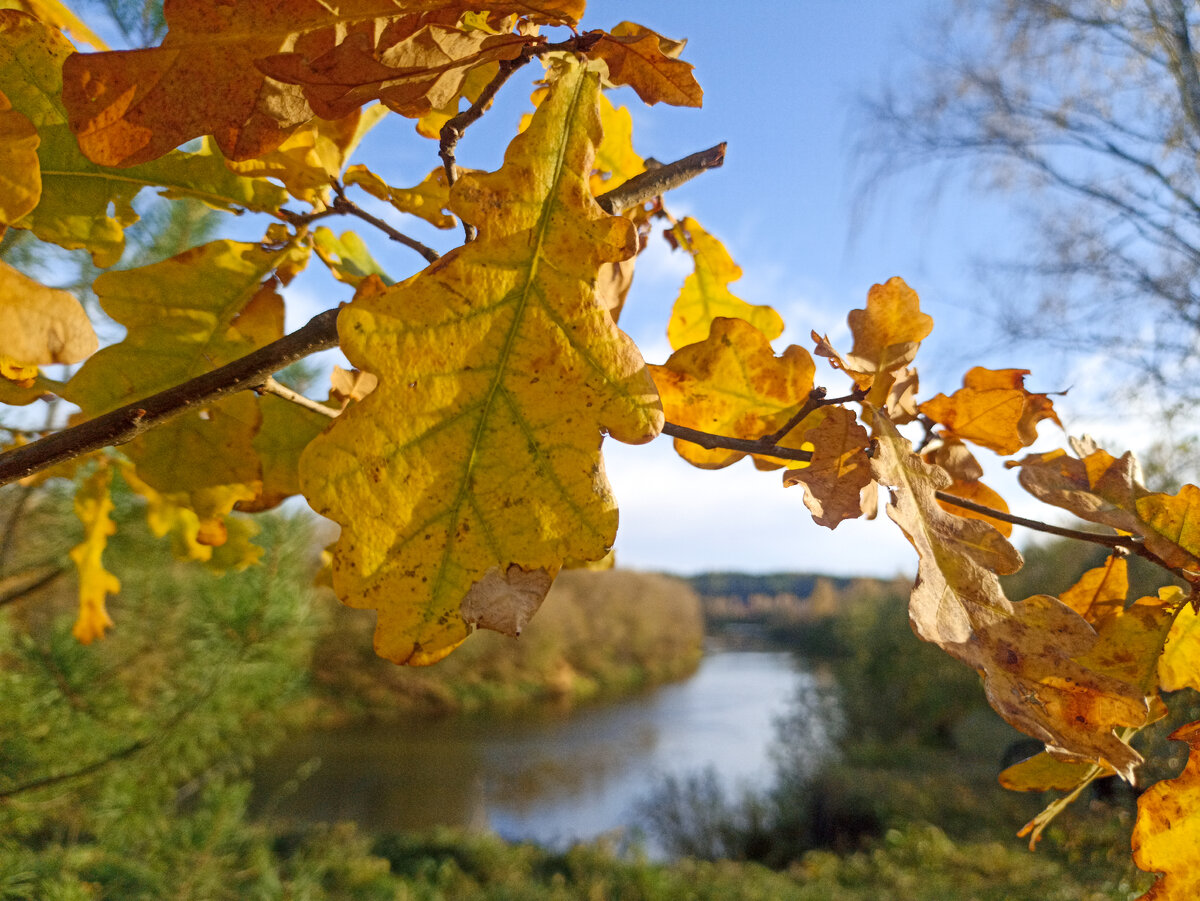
left=864, top=0, right=1200, bottom=403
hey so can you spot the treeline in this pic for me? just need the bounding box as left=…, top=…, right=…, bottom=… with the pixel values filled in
left=308, top=568, right=704, bottom=721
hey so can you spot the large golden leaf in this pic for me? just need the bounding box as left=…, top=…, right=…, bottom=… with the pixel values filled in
left=0, top=11, right=286, bottom=266
left=873, top=413, right=1152, bottom=780
left=666, top=216, right=783, bottom=350
left=300, top=61, right=662, bottom=665
left=649, top=316, right=814, bottom=469
left=61, top=0, right=581, bottom=167
left=1133, top=721, right=1200, bottom=900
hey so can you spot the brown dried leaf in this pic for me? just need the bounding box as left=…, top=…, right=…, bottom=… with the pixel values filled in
left=783, top=406, right=872, bottom=528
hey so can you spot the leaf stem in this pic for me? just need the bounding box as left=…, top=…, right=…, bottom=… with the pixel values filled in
left=258, top=377, right=338, bottom=419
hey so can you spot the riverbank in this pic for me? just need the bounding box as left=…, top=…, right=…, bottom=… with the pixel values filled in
left=304, top=568, right=705, bottom=725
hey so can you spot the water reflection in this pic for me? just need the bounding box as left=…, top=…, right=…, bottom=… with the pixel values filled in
left=253, top=651, right=813, bottom=846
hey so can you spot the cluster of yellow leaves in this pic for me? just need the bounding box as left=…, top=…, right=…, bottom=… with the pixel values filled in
left=7, top=2, right=1200, bottom=891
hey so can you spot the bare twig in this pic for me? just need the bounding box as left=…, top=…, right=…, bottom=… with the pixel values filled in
left=662, top=421, right=814, bottom=463
left=761, top=386, right=867, bottom=446
left=0, top=308, right=341, bottom=489
left=596, top=143, right=728, bottom=214
left=259, top=377, right=338, bottom=419
left=328, top=186, right=440, bottom=264
left=933, top=489, right=1192, bottom=580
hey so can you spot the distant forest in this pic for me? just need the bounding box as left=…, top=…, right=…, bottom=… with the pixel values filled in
left=685, top=572, right=889, bottom=602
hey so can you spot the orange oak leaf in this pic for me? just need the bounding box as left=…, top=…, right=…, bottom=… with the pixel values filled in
left=649, top=316, right=815, bottom=470
left=783, top=406, right=872, bottom=528
left=5, top=0, right=106, bottom=49
left=589, top=22, right=702, bottom=108
left=812, top=277, right=932, bottom=413
left=873, top=413, right=1151, bottom=780
left=919, top=367, right=1062, bottom=455
left=1133, top=720, right=1200, bottom=900
left=61, top=1, right=581, bottom=167
left=666, top=216, right=783, bottom=350
left=300, top=60, right=662, bottom=665
left=1, top=11, right=285, bottom=266
left=0, top=87, right=40, bottom=230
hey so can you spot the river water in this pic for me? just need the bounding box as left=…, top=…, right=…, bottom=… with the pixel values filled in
left=253, top=650, right=819, bottom=847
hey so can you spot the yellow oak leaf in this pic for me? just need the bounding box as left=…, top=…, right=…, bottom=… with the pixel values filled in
left=0, top=87, right=40, bottom=229
left=1060, top=555, right=1129, bottom=622
left=63, top=238, right=306, bottom=416
left=873, top=413, right=1151, bottom=780
left=783, top=406, right=872, bottom=528
left=224, top=105, right=387, bottom=205
left=313, top=227, right=393, bottom=287
left=1001, top=751, right=1115, bottom=794
left=1158, top=588, right=1200, bottom=692
left=920, top=367, right=1062, bottom=456
left=343, top=164, right=456, bottom=229
left=666, top=216, right=783, bottom=350
left=205, top=514, right=263, bottom=573
left=120, top=462, right=214, bottom=563
left=1133, top=720, right=1200, bottom=900
left=237, top=394, right=333, bottom=513
left=69, top=465, right=120, bottom=644
left=590, top=90, right=643, bottom=195
left=0, top=261, right=97, bottom=372
left=649, top=316, right=815, bottom=469
left=0, top=12, right=285, bottom=265
left=61, top=2, right=580, bottom=166
left=590, top=22, right=702, bottom=108
left=300, top=60, right=662, bottom=665
left=1, top=0, right=106, bottom=49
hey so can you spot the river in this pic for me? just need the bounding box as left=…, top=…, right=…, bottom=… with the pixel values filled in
left=252, top=649, right=825, bottom=848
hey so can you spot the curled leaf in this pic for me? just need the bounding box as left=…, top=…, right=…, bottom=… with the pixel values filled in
left=920, top=367, right=1062, bottom=455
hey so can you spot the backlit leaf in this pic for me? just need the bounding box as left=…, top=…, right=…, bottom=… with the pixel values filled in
left=0, top=260, right=97, bottom=369
left=69, top=465, right=119, bottom=643
left=1015, top=447, right=1200, bottom=573
left=0, top=87, right=40, bottom=229
left=60, top=1, right=581, bottom=167
left=0, top=11, right=286, bottom=265
left=300, top=60, right=662, bottom=665
left=238, top=394, right=333, bottom=513
left=63, top=238, right=307, bottom=416
left=1158, top=590, right=1200, bottom=692
left=224, top=105, right=387, bottom=205
left=590, top=22, right=702, bottom=108
left=343, top=164, right=456, bottom=229
left=812, top=277, right=932, bottom=413
left=313, top=227, right=393, bottom=286
left=783, top=406, right=872, bottom=528
left=649, top=316, right=814, bottom=469
left=1, top=0, right=106, bottom=49
left=666, top=216, right=783, bottom=349
left=920, top=367, right=1062, bottom=456
left=1133, top=721, right=1200, bottom=900
left=590, top=91, right=643, bottom=194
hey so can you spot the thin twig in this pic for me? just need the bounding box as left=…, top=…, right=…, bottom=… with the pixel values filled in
left=761, top=386, right=867, bottom=446
left=662, top=421, right=814, bottom=463
left=0, top=563, right=67, bottom=609
left=328, top=186, right=440, bottom=264
left=0, top=308, right=341, bottom=489
left=933, top=489, right=1191, bottom=579
left=259, top=377, right=338, bottom=419
left=596, top=143, right=728, bottom=214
